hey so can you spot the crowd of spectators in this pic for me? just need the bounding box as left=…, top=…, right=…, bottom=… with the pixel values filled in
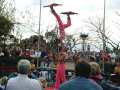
left=1, top=46, right=120, bottom=90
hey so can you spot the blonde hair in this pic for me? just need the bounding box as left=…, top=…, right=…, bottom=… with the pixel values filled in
left=114, top=64, right=120, bottom=74
left=89, top=62, right=101, bottom=75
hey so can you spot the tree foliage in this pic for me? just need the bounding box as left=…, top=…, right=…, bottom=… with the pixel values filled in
left=0, top=0, right=15, bottom=37
left=45, top=29, right=58, bottom=52
left=0, top=16, right=13, bottom=36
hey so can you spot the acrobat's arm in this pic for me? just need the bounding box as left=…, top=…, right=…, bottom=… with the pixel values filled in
left=50, top=6, right=63, bottom=28
left=63, top=15, right=71, bottom=29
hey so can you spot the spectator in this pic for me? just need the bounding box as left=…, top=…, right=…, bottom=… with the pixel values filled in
left=73, top=54, right=81, bottom=65
left=89, top=62, right=103, bottom=84
left=110, top=63, right=120, bottom=85
left=31, top=59, right=36, bottom=71
left=0, top=76, right=8, bottom=89
left=0, top=85, right=2, bottom=90
left=89, top=55, right=96, bottom=62
left=114, top=63, right=120, bottom=75
left=6, top=59, right=42, bottom=90
left=60, top=61, right=103, bottom=90
left=0, top=47, right=4, bottom=56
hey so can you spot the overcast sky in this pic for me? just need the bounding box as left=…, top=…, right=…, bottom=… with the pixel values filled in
left=14, top=0, right=120, bottom=50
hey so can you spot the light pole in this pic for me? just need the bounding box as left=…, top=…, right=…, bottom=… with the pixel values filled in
left=103, top=0, right=106, bottom=51
left=38, top=0, right=42, bottom=51
left=37, top=0, right=42, bottom=68
left=102, top=0, right=106, bottom=73
left=80, top=33, right=88, bottom=56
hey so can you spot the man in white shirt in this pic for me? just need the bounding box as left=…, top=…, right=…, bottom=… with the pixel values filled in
left=6, top=59, right=42, bottom=90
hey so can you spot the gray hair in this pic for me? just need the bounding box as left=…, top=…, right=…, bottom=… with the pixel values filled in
left=18, top=59, right=31, bottom=74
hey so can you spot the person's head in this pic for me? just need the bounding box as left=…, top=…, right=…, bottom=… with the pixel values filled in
left=17, top=59, right=31, bottom=75
left=73, top=54, right=81, bottom=64
left=75, top=61, right=91, bottom=78
left=59, top=46, right=64, bottom=52
left=89, top=56, right=96, bottom=62
left=31, top=59, right=35, bottom=71
left=89, top=62, right=101, bottom=76
left=116, top=63, right=120, bottom=66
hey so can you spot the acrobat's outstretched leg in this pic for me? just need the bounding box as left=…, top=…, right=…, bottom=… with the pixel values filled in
left=50, top=5, right=72, bottom=40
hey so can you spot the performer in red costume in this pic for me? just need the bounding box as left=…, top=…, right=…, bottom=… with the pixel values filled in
left=44, top=3, right=77, bottom=90
left=54, top=47, right=68, bottom=90
left=44, top=3, right=78, bottom=41
left=49, top=4, right=71, bottom=41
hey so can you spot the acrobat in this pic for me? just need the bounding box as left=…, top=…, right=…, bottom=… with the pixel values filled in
left=44, top=3, right=77, bottom=41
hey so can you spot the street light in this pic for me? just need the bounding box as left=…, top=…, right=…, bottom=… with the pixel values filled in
left=102, top=0, right=106, bottom=73
left=80, top=33, right=88, bottom=52
left=38, top=0, right=42, bottom=51
left=37, top=0, right=42, bottom=68
left=103, top=0, right=106, bottom=51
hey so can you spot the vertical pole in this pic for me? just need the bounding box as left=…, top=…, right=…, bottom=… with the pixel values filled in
left=37, top=0, right=42, bottom=68
left=56, top=25, right=60, bottom=53
left=102, top=0, right=106, bottom=73
left=83, top=39, right=85, bottom=52
left=103, top=0, right=106, bottom=51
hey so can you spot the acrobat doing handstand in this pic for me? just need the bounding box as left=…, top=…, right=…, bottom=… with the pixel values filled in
left=45, top=3, right=77, bottom=90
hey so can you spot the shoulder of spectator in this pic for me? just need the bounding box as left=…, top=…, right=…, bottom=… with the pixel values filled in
left=60, top=79, right=75, bottom=89
left=30, top=79, right=42, bottom=89
left=89, top=79, right=103, bottom=90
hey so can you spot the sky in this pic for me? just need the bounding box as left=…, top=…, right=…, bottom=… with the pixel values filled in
left=14, top=0, right=120, bottom=50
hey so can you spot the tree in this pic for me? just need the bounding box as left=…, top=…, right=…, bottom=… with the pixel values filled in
left=20, top=35, right=47, bottom=50
left=0, top=0, right=15, bottom=44
left=0, top=16, right=13, bottom=36
left=111, top=12, right=120, bottom=53
left=86, top=17, right=107, bottom=49
left=45, top=25, right=59, bottom=52
left=86, top=16, right=120, bottom=53
left=65, top=35, right=80, bottom=51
